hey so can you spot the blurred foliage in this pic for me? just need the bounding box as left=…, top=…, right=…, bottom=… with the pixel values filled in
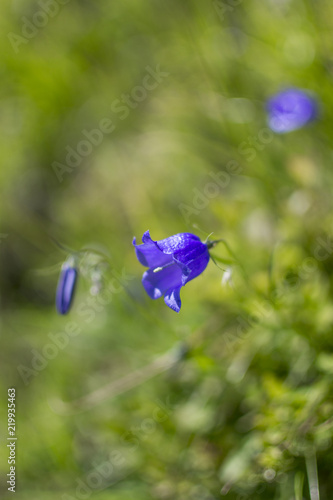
left=2, top=0, right=333, bottom=498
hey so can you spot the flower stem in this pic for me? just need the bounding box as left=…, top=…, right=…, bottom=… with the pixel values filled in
left=294, top=471, right=304, bottom=500
left=207, top=239, right=248, bottom=282
left=306, top=451, right=320, bottom=500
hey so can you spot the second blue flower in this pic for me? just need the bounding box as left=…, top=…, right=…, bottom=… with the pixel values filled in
left=266, top=88, right=318, bottom=133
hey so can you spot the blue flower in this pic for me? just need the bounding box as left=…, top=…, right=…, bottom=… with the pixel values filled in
left=56, top=261, right=78, bottom=315
left=133, top=231, right=211, bottom=312
left=266, top=88, right=318, bottom=133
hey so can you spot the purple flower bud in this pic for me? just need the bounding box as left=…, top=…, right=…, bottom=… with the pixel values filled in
left=56, top=263, right=78, bottom=315
left=133, top=231, right=210, bottom=312
left=266, top=88, right=318, bottom=133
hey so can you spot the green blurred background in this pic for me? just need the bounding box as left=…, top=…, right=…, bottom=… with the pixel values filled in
left=2, top=0, right=333, bottom=498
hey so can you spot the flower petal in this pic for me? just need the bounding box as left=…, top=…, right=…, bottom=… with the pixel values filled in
left=173, top=241, right=210, bottom=285
left=56, top=265, right=78, bottom=315
left=164, top=286, right=182, bottom=313
left=142, top=263, right=183, bottom=299
left=173, top=239, right=209, bottom=264
left=133, top=230, right=172, bottom=268
left=174, top=250, right=210, bottom=286
left=156, top=233, right=202, bottom=255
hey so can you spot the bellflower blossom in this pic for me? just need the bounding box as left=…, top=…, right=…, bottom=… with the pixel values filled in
left=133, top=231, right=214, bottom=312
left=56, top=259, right=78, bottom=315
left=266, top=88, right=318, bottom=133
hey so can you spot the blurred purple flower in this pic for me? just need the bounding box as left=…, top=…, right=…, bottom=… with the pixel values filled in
left=266, top=88, right=318, bottom=133
left=56, top=262, right=78, bottom=315
left=133, top=231, right=210, bottom=312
